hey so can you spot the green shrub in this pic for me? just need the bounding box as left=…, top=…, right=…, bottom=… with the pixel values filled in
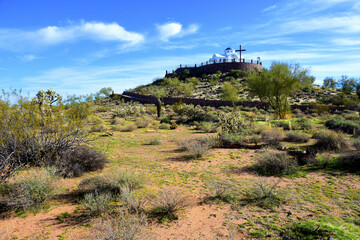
left=151, top=189, right=190, bottom=221
left=218, top=133, right=245, bottom=147
left=285, top=131, right=310, bottom=143
left=205, top=179, right=233, bottom=202
left=147, top=137, right=162, bottom=145
left=193, top=121, right=217, bottom=133
left=158, top=123, right=169, bottom=129
left=81, top=192, right=112, bottom=216
left=332, top=151, right=360, bottom=172
left=261, top=128, right=284, bottom=146
left=122, top=123, right=137, bottom=132
left=281, top=220, right=335, bottom=239
left=160, top=117, right=171, bottom=124
left=325, top=118, right=360, bottom=135
left=255, top=151, right=298, bottom=176
left=135, top=117, right=149, bottom=128
left=111, top=117, right=125, bottom=125
left=2, top=168, right=55, bottom=210
left=313, top=129, right=347, bottom=151
left=90, top=124, right=107, bottom=132
left=78, top=169, right=143, bottom=197
left=170, top=122, right=178, bottom=129
left=229, top=69, right=247, bottom=78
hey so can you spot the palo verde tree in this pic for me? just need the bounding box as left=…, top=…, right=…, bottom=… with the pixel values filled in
left=146, top=85, right=167, bottom=117
left=247, top=62, right=314, bottom=119
left=221, top=82, right=239, bottom=109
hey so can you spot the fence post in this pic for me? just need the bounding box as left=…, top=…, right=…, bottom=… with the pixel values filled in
left=206, top=61, right=208, bottom=65
left=251, top=59, right=253, bottom=63
left=180, top=64, right=182, bottom=68
left=243, top=59, right=245, bottom=63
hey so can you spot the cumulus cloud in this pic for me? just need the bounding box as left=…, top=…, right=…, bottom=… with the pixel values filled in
left=0, top=21, right=144, bottom=51
left=157, top=22, right=199, bottom=41
left=18, top=54, right=41, bottom=62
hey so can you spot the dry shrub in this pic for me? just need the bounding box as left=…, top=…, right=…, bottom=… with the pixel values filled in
left=55, top=145, right=107, bottom=178
left=90, top=124, right=107, bottom=132
left=243, top=178, right=285, bottom=209
left=94, top=209, right=150, bottom=240
left=313, top=129, right=347, bottom=151
left=261, top=128, right=284, bottom=146
left=159, top=123, right=169, bottom=129
left=120, top=187, right=148, bottom=213
left=151, top=189, right=190, bottom=221
left=205, top=179, right=233, bottom=202
left=177, top=137, right=210, bottom=158
left=255, top=151, right=298, bottom=176
left=285, top=131, right=310, bottom=143
left=146, top=137, right=161, bottom=145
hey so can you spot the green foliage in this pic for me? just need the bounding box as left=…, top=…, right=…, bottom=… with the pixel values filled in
left=218, top=112, right=249, bottom=134
left=332, top=151, right=360, bottom=172
left=229, top=69, right=247, bottom=78
left=81, top=192, right=112, bottom=216
left=95, top=87, right=114, bottom=100
left=323, top=77, right=338, bottom=88
left=193, top=121, right=217, bottom=133
left=0, top=90, right=90, bottom=183
left=221, top=82, right=238, bottom=104
left=285, top=131, right=310, bottom=143
left=313, top=129, right=347, bottom=151
left=255, top=151, right=298, bottom=176
left=78, top=168, right=143, bottom=197
left=247, top=62, right=314, bottom=119
left=177, top=137, right=211, bottom=158
left=2, top=168, right=55, bottom=210
left=325, top=118, right=360, bottom=135
left=160, top=117, right=171, bottom=124
left=339, top=75, right=356, bottom=94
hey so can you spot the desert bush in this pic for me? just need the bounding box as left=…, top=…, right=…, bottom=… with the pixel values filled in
left=81, top=191, right=112, bottom=216
left=261, top=128, right=284, bottom=146
left=353, top=138, right=360, bottom=151
left=2, top=168, right=55, bottom=210
left=90, top=123, right=107, bottom=132
left=325, top=118, right=360, bottom=135
left=122, top=123, right=137, bottom=132
left=135, top=117, right=149, bottom=128
left=255, top=151, right=298, bottom=176
left=205, top=179, right=233, bottom=202
left=243, top=178, right=285, bottom=209
left=281, top=220, right=333, bottom=239
left=111, top=117, right=125, bottom=125
left=0, top=90, right=89, bottom=182
left=88, top=115, right=104, bottom=125
left=170, top=122, right=178, bottom=129
left=54, top=145, right=107, bottom=178
left=177, top=138, right=210, bottom=158
left=111, top=102, right=145, bottom=118
left=94, top=209, right=149, bottom=240
left=218, top=133, right=245, bottom=147
left=332, top=151, right=360, bottom=172
left=285, top=131, right=310, bottom=143
left=293, top=117, right=314, bottom=130
left=228, top=69, right=247, bottom=78
left=120, top=187, right=148, bottom=213
left=193, top=121, right=217, bottom=133
left=159, top=123, right=169, bottom=129
left=151, top=189, right=190, bottom=221
left=78, top=169, right=143, bottom=197
left=146, top=137, right=162, bottom=145
left=274, top=120, right=292, bottom=130
left=313, top=129, right=347, bottom=151
left=160, top=117, right=171, bottom=124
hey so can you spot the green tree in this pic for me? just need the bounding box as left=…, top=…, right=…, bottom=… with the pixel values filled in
left=323, top=77, right=338, bottom=88
left=247, top=62, right=313, bottom=119
left=146, top=86, right=167, bottom=117
left=339, top=75, right=356, bottom=95
left=95, top=87, right=114, bottom=101
left=221, top=82, right=239, bottom=108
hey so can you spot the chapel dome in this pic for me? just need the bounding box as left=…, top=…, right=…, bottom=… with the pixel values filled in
left=225, top=47, right=233, bottom=51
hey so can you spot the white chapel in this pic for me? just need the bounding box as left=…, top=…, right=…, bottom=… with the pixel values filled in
left=210, top=47, right=241, bottom=63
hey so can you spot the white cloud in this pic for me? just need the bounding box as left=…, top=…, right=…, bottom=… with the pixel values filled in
left=332, top=38, right=360, bottom=46
left=18, top=54, right=41, bottom=62
left=157, top=22, right=199, bottom=41
left=262, top=5, right=277, bottom=12
left=282, top=15, right=360, bottom=34
left=0, top=21, right=144, bottom=51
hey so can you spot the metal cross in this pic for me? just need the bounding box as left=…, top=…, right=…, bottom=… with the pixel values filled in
left=235, top=45, right=246, bottom=61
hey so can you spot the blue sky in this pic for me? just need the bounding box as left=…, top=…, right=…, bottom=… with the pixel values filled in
left=0, top=0, right=359, bottom=96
